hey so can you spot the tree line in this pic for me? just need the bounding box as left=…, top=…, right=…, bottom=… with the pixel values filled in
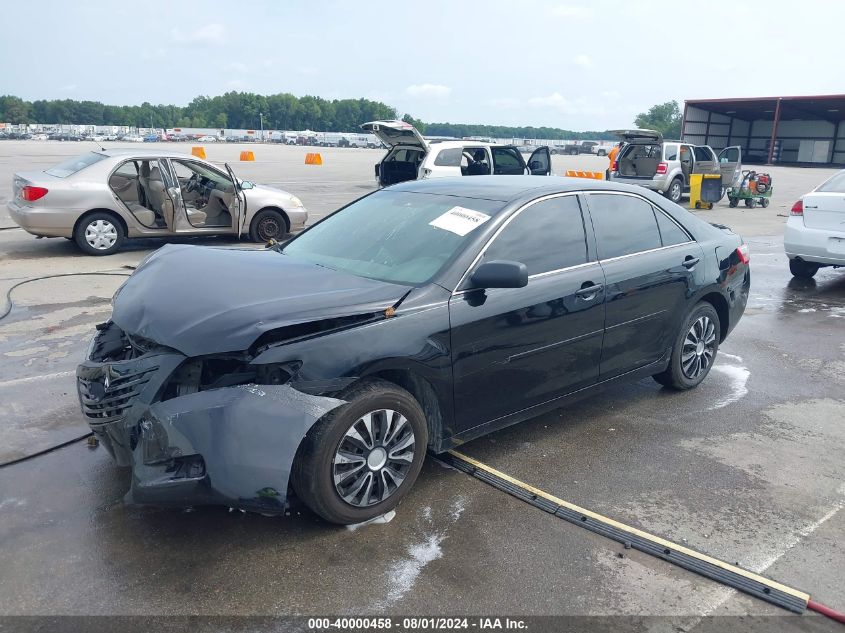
left=0, top=92, right=680, bottom=140
left=0, top=93, right=616, bottom=140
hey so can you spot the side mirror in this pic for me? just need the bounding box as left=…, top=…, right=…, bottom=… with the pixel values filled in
left=529, top=160, right=541, bottom=170
left=470, top=260, right=528, bottom=289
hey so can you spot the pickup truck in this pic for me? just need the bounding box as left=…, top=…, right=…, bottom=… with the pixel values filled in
left=554, top=141, right=605, bottom=155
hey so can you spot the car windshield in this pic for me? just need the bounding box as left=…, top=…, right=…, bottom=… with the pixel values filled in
left=45, top=152, right=108, bottom=178
left=817, top=171, right=845, bottom=192
left=282, top=190, right=505, bottom=285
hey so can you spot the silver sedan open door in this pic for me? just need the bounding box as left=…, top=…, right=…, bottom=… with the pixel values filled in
left=224, top=162, right=247, bottom=237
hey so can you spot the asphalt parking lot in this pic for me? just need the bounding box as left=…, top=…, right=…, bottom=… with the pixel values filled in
left=0, top=142, right=843, bottom=625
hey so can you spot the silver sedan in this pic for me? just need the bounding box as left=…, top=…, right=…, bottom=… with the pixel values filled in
left=7, top=148, right=308, bottom=255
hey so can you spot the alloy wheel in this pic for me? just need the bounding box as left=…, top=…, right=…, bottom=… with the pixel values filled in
left=85, top=219, right=118, bottom=250
left=681, top=316, right=716, bottom=379
left=333, top=409, right=415, bottom=507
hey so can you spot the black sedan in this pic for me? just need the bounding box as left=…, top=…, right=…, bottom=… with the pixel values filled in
left=78, top=176, right=750, bottom=524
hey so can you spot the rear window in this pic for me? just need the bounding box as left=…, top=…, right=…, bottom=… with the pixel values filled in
left=817, top=171, right=845, bottom=192
left=45, top=152, right=108, bottom=178
left=663, top=144, right=679, bottom=161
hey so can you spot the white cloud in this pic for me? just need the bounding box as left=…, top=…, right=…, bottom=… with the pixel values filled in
left=549, top=4, right=593, bottom=18
left=224, top=62, right=249, bottom=73
left=171, top=23, right=225, bottom=44
left=573, top=54, right=593, bottom=68
left=404, top=83, right=451, bottom=99
left=491, top=92, right=607, bottom=117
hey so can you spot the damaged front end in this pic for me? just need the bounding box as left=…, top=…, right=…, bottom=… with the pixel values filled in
left=77, top=321, right=344, bottom=514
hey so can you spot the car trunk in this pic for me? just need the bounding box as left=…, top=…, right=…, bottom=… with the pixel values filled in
left=617, top=143, right=663, bottom=178
left=362, top=120, right=429, bottom=187
left=802, top=191, right=845, bottom=231
left=611, top=129, right=663, bottom=179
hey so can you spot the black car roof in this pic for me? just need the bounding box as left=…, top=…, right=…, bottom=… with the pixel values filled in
left=389, top=175, right=643, bottom=204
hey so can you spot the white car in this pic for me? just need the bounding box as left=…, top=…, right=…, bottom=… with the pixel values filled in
left=197, top=135, right=218, bottom=143
left=361, top=120, right=552, bottom=187
left=31, top=133, right=48, bottom=141
left=785, top=169, right=845, bottom=278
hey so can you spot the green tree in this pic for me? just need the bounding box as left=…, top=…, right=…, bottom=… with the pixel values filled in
left=402, top=113, right=426, bottom=133
left=634, top=100, right=682, bottom=139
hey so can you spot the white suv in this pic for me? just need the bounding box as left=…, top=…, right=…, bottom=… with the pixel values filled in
left=785, top=170, right=845, bottom=278
left=362, top=120, right=552, bottom=187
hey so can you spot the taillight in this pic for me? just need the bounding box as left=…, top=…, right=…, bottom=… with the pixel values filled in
left=611, top=160, right=618, bottom=172
left=790, top=199, right=803, bottom=216
left=22, top=186, right=48, bottom=202
left=736, top=243, right=750, bottom=264
left=655, top=162, right=668, bottom=175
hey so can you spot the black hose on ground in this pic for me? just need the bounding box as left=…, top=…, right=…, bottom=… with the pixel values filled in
left=0, top=269, right=134, bottom=466
left=0, top=432, right=93, bottom=469
left=0, top=270, right=132, bottom=321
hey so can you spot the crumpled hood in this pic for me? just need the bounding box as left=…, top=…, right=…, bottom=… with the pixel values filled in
left=112, top=244, right=408, bottom=356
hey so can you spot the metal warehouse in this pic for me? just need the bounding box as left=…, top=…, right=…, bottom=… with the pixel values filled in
left=682, top=94, right=845, bottom=166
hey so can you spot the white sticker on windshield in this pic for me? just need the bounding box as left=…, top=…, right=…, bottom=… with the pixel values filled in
left=429, top=207, right=491, bottom=236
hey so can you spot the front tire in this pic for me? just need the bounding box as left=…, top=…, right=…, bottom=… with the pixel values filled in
left=665, top=178, right=683, bottom=204
left=249, top=208, right=289, bottom=243
left=653, top=302, right=720, bottom=390
left=291, top=380, right=428, bottom=525
left=73, top=212, right=125, bottom=256
left=789, top=259, right=819, bottom=279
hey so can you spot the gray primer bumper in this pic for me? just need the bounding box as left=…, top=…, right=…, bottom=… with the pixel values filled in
left=90, top=380, right=343, bottom=514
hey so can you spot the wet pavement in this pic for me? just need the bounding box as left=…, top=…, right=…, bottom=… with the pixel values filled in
left=0, top=143, right=843, bottom=623
left=0, top=236, right=842, bottom=624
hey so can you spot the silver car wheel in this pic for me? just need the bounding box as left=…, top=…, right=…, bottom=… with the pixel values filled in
left=84, top=219, right=118, bottom=250
left=333, top=408, right=415, bottom=508
left=681, top=316, right=716, bottom=379
left=669, top=180, right=682, bottom=202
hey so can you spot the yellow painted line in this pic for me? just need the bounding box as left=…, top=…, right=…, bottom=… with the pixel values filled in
left=448, top=450, right=810, bottom=604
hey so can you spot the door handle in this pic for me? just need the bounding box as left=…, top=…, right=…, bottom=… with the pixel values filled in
left=682, top=257, right=700, bottom=269
left=575, top=283, right=603, bottom=299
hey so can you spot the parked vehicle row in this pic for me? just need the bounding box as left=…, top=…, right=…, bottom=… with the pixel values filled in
left=77, top=175, right=750, bottom=524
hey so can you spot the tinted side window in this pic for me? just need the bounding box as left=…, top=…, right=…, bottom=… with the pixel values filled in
left=434, top=148, right=462, bottom=166
left=589, top=194, right=661, bottom=259
left=654, top=209, right=691, bottom=246
left=693, top=146, right=712, bottom=161
left=663, top=144, right=679, bottom=160
left=485, top=196, right=587, bottom=275
left=492, top=147, right=525, bottom=175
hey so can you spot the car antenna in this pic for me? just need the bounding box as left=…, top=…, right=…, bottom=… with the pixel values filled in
left=90, top=138, right=106, bottom=152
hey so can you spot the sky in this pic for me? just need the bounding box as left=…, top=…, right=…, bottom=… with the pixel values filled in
left=2, top=0, right=844, bottom=131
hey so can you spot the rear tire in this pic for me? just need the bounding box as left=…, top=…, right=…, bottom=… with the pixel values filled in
left=729, top=197, right=738, bottom=208
left=249, top=208, right=289, bottom=243
left=290, top=379, right=428, bottom=525
left=665, top=178, right=683, bottom=204
left=653, top=302, right=720, bottom=390
left=745, top=198, right=756, bottom=208
left=789, top=259, right=819, bottom=279
left=73, top=212, right=125, bottom=256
